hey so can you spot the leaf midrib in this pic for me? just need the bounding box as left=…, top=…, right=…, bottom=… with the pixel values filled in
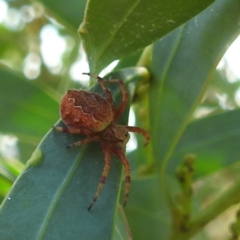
left=36, top=146, right=87, bottom=240
left=95, top=0, right=141, bottom=65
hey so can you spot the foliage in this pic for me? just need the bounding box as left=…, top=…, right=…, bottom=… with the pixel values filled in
left=0, top=0, right=240, bottom=239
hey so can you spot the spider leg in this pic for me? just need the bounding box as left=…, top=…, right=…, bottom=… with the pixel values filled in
left=82, top=73, right=129, bottom=121
left=67, top=135, right=100, bottom=148
left=88, top=145, right=111, bottom=211
left=107, top=79, right=129, bottom=121
left=110, top=147, right=130, bottom=207
left=53, top=126, right=82, bottom=134
left=82, top=73, right=114, bottom=107
left=124, top=126, right=150, bottom=146
left=53, top=126, right=93, bottom=135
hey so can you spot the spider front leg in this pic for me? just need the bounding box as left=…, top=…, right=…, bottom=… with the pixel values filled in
left=82, top=73, right=129, bottom=122
left=125, top=126, right=150, bottom=146
left=107, top=79, right=129, bottom=121
left=88, top=145, right=111, bottom=211
left=82, top=73, right=114, bottom=108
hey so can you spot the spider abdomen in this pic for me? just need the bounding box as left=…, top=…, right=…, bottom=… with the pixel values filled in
left=60, top=90, right=113, bottom=132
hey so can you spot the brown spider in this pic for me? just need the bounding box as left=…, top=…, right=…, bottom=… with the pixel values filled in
left=53, top=73, right=150, bottom=210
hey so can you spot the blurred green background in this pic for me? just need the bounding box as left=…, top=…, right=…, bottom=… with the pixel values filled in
left=1, top=0, right=240, bottom=239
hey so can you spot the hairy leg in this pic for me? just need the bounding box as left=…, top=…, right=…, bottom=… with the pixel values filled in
left=88, top=145, right=111, bottom=210
left=82, top=73, right=129, bottom=121
left=107, top=79, right=129, bottom=121
left=53, top=125, right=92, bottom=135
left=53, top=126, right=82, bottom=134
left=111, top=147, right=130, bottom=207
left=53, top=126, right=100, bottom=148
left=67, top=135, right=100, bottom=148
left=125, top=126, right=150, bottom=146
left=82, top=73, right=114, bottom=108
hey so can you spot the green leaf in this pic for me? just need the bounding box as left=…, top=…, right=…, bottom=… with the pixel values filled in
left=79, top=0, right=214, bottom=72
left=113, top=205, right=132, bottom=240
left=125, top=175, right=171, bottom=240
left=40, top=0, right=87, bottom=30
left=169, top=109, right=240, bottom=177
left=0, top=68, right=148, bottom=240
left=0, top=67, right=59, bottom=160
left=149, top=0, right=240, bottom=169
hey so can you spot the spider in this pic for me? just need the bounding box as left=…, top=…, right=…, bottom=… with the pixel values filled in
left=53, top=73, right=150, bottom=210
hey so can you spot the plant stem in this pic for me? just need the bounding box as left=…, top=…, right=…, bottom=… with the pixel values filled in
left=169, top=176, right=240, bottom=240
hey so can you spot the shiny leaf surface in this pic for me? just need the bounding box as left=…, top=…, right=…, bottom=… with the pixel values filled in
left=149, top=0, right=240, bottom=169
left=79, top=0, right=215, bottom=72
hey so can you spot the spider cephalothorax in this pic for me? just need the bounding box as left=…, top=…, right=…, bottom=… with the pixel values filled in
left=53, top=73, right=150, bottom=210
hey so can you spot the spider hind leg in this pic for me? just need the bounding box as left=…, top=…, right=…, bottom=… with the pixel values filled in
left=67, top=136, right=100, bottom=148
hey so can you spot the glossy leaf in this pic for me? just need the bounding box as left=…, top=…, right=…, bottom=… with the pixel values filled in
left=113, top=205, right=132, bottom=240
left=125, top=175, right=171, bottom=240
left=40, top=0, right=87, bottom=30
left=79, top=0, right=215, bottom=72
left=168, top=109, right=240, bottom=177
left=0, top=68, right=149, bottom=240
left=149, top=0, right=240, bottom=168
